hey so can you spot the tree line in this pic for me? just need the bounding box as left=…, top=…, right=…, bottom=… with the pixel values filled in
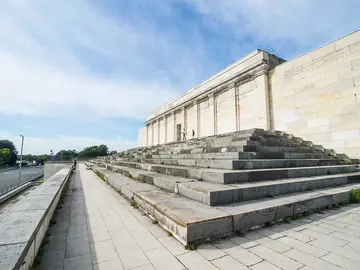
left=0, top=139, right=116, bottom=168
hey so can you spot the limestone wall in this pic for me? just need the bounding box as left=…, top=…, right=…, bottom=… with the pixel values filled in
left=270, top=30, right=360, bottom=157
left=186, top=103, right=197, bottom=139
left=216, top=87, right=236, bottom=134
left=238, top=74, right=270, bottom=130
left=166, top=114, right=175, bottom=142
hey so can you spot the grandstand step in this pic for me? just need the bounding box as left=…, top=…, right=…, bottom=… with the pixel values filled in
left=90, top=165, right=360, bottom=244
left=177, top=172, right=360, bottom=206
left=151, top=151, right=328, bottom=160
left=131, top=158, right=343, bottom=170
left=110, top=160, right=357, bottom=184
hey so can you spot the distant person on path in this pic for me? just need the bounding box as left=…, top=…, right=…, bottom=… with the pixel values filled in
left=192, top=129, right=195, bottom=139
left=182, top=129, right=186, bottom=140
left=50, top=150, right=54, bottom=162
left=73, top=159, right=77, bottom=168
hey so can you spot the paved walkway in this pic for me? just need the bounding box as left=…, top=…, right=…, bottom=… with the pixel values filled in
left=36, top=164, right=360, bottom=270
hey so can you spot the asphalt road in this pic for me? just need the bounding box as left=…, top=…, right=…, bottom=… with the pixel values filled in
left=0, top=167, right=44, bottom=195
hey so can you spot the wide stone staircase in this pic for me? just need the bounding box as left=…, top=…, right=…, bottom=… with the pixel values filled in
left=87, top=128, right=360, bottom=245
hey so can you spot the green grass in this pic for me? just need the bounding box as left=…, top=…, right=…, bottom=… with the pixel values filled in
left=185, top=242, right=197, bottom=250
left=130, top=197, right=139, bottom=209
left=167, top=231, right=173, bottom=237
left=35, top=177, right=44, bottom=183
left=152, top=220, right=158, bottom=225
left=350, top=189, right=360, bottom=203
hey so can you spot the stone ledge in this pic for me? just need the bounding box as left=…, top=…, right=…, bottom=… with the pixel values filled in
left=91, top=165, right=360, bottom=245
left=0, top=166, right=73, bottom=270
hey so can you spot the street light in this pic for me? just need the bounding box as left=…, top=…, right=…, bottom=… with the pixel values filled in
left=18, top=135, right=24, bottom=185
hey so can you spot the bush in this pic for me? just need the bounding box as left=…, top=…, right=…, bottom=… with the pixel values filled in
left=350, top=189, right=360, bottom=203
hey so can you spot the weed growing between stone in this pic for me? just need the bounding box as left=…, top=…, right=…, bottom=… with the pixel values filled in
left=152, top=220, right=158, bottom=225
left=350, top=189, right=360, bottom=203
left=168, top=231, right=173, bottom=237
left=130, top=197, right=139, bottom=209
left=185, top=242, right=197, bottom=250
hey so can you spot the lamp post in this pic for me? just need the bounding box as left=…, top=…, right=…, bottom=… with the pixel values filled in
left=18, top=135, right=24, bottom=185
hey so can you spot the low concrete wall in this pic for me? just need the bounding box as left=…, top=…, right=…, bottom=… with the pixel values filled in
left=0, top=165, right=73, bottom=270
left=44, top=162, right=71, bottom=181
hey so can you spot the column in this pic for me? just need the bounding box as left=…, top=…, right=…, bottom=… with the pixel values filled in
left=182, top=106, right=187, bottom=132
left=173, top=111, right=177, bottom=142
left=207, top=93, right=216, bottom=136
left=212, top=94, right=218, bottom=135
left=157, top=120, right=160, bottom=144
left=234, top=83, right=240, bottom=131
left=146, top=125, right=149, bottom=147
left=165, top=115, right=168, bottom=143
left=196, top=100, right=200, bottom=138
left=151, top=122, right=154, bottom=146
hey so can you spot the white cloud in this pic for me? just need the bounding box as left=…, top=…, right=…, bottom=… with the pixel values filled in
left=185, top=0, right=360, bottom=56
left=0, top=0, right=207, bottom=119
left=0, top=130, right=136, bottom=155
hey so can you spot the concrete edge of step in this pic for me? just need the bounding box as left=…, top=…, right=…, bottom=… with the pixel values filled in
left=87, top=163, right=360, bottom=246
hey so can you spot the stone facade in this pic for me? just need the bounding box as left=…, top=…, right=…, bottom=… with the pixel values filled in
left=138, top=30, right=360, bottom=158
left=270, top=30, right=360, bottom=158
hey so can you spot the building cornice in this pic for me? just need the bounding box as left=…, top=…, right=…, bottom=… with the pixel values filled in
left=145, top=56, right=272, bottom=124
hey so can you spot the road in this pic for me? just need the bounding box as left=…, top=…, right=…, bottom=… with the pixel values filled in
left=0, top=167, right=44, bottom=195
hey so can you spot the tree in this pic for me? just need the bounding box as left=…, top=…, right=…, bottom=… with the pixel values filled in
left=55, top=149, right=78, bottom=161
left=78, top=144, right=109, bottom=158
left=0, top=148, right=10, bottom=167
left=0, top=140, right=17, bottom=166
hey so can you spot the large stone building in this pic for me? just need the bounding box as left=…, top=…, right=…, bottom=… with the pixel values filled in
left=138, top=30, right=360, bottom=158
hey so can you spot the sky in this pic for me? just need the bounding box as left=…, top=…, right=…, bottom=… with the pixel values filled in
left=0, top=0, right=359, bottom=154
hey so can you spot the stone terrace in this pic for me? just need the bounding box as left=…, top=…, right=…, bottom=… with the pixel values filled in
left=89, top=128, right=360, bottom=245
left=38, top=164, right=360, bottom=270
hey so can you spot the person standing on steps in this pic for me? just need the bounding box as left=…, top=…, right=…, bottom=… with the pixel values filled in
left=182, top=128, right=186, bottom=140
left=192, top=129, right=195, bottom=139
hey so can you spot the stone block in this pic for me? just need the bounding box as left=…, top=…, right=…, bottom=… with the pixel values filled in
left=307, top=117, right=330, bottom=128
left=332, top=130, right=360, bottom=141
left=311, top=43, right=336, bottom=60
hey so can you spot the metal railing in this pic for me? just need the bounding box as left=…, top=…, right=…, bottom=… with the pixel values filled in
left=0, top=173, right=43, bottom=197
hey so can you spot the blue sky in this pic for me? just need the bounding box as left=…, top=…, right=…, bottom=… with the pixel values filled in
left=0, top=0, right=359, bottom=154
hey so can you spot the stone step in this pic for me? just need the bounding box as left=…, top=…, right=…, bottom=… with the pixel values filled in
left=151, top=151, right=328, bottom=160
left=178, top=172, right=360, bottom=206
left=156, top=144, right=327, bottom=156
left=91, top=165, right=360, bottom=244
left=105, top=163, right=360, bottom=206
left=130, top=158, right=343, bottom=170
left=243, top=145, right=320, bottom=153
left=217, top=184, right=360, bottom=233
left=106, top=162, right=360, bottom=206
left=92, top=166, right=233, bottom=245
left=110, top=160, right=358, bottom=184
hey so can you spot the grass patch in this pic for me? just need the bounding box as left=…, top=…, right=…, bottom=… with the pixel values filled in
left=291, top=215, right=301, bottom=220
left=350, top=189, right=360, bottom=203
left=152, top=220, right=158, bottom=225
left=167, top=231, right=173, bottom=237
left=185, top=242, right=197, bottom=250
left=35, top=177, right=44, bottom=183
left=128, top=172, right=133, bottom=179
left=95, top=171, right=105, bottom=181
left=130, top=197, right=139, bottom=209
